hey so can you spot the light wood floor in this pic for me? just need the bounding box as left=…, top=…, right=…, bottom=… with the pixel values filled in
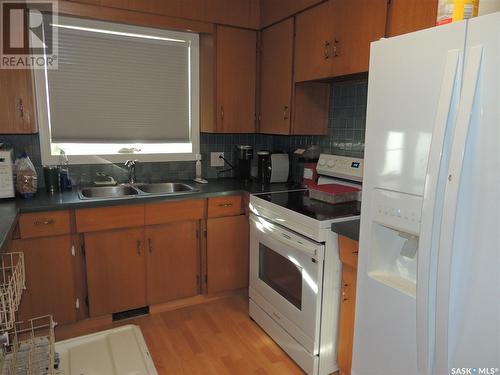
left=58, top=294, right=307, bottom=374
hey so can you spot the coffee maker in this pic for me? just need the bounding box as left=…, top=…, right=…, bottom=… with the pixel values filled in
left=235, top=145, right=253, bottom=180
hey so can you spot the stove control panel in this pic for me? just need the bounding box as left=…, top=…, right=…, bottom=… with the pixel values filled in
left=316, top=154, right=364, bottom=182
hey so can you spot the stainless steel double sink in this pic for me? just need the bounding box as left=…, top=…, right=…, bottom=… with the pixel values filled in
left=79, top=182, right=199, bottom=200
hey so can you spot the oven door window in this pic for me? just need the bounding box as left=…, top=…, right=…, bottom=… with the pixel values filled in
left=259, top=243, right=302, bottom=310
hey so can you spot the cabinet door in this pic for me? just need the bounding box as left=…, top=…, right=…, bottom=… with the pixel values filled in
left=145, top=221, right=200, bottom=305
left=386, top=0, right=438, bottom=37
left=294, top=0, right=334, bottom=82
left=337, top=264, right=358, bottom=375
left=84, top=227, right=146, bottom=316
left=216, top=25, right=257, bottom=133
left=10, top=235, right=78, bottom=325
left=331, top=0, right=387, bottom=77
left=207, top=215, right=249, bottom=293
left=0, top=69, right=36, bottom=133
left=260, top=18, right=294, bottom=134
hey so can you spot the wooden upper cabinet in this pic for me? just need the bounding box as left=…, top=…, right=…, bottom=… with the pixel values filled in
left=294, top=0, right=335, bottom=82
left=0, top=69, right=36, bottom=134
left=260, top=18, right=294, bottom=135
left=260, top=0, right=323, bottom=28
left=260, top=18, right=330, bottom=135
left=331, top=0, right=387, bottom=77
left=386, top=0, right=438, bottom=37
left=67, top=0, right=260, bottom=29
left=216, top=25, right=257, bottom=133
left=294, top=0, right=387, bottom=81
left=145, top=221, right=200, bottom=305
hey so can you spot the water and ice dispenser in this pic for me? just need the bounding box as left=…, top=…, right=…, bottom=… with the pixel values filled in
left=367, top=189, right=422, bottom=297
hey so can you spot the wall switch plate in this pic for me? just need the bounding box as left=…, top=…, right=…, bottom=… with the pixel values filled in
left=210, top=152, right=225, bottom=167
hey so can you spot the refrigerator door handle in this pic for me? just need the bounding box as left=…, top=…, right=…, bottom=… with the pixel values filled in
left=416, top=49, right=463, bottom=375
left=433, top=45, right=483, bottom=375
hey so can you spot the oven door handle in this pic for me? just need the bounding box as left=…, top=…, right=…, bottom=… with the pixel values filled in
left=251, top=215, right=323, bottom=260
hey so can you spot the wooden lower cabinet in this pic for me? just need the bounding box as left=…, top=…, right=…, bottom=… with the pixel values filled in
left=337, top=235, right=359, bottom=375
left=338, top=264, right=357, bottom=375
left=145, top=221, right=200, bottom=305
left=84, top=227, right=147, bottom=317
left=206, top=215, right=249, bottom=293
left=10, top=235, right=79, bottom=325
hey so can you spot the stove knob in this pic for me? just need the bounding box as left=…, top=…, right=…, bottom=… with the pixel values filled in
left=327, top=161, right=335, bottom=168
left=318, top=160, right=326, bottom=167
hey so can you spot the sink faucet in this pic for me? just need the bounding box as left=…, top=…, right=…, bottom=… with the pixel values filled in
left=124, top=160, right=138, bottom=184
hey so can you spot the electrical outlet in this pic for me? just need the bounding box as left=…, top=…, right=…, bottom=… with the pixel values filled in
left=210, top=152, right=225, bottom=167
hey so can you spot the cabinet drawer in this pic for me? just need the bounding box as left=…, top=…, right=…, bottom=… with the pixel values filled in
left=76, top=204, right=144, bottom=233
left=339, top=235, right=359, bottom=268
left=19, top=211, right=71, bottom=239
left=207, top=195, right=243, bottom=218
left=145, top=199, right=205, bottom=225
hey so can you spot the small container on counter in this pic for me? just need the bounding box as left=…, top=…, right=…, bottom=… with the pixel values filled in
left=14, top=153, right=38, bottom=198
left=43, top=166, right=60, bottom=194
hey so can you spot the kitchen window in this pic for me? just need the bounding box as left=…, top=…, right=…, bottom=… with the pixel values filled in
left=33, top=15, right=199, bottom=165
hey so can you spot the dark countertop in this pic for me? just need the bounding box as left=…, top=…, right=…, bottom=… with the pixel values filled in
left=0, top=179, right=302, bottom=252
left=0, top=202, right=19, bottom=254
left=331, top=219, right=360, bottom=242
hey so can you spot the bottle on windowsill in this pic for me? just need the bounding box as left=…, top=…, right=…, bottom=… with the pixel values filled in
left=193, top=153, right=207, bottom=184
left=59, top=150, right=72, bottom=190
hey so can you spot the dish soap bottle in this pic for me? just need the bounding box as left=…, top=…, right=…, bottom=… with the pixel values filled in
left=59, top=150, right=72, bottom=190
left=193, top=154, right=207, bottom=184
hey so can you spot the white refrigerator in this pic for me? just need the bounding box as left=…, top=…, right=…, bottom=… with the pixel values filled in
left=352, top=12, right=500, bottom=375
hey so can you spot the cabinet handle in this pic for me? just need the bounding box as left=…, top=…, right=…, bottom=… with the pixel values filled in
left=34, top=218, right=54, bottom=226
left=353, top=250, right=359, bottom=255
left=136, top=240, right=141, bottom=255
left=218, top=203, right=233, bottom=207
left=342, top=282, right=349, bottom=301
left=333, top=38, right=340, bottom=57
left=323, top=40, right=330, bottom=60
left=283, top=106, right=289, bottom=120
left=220, top=106, right=224, bottom=119
left=148, top=238, right=153, bottom=253
left=18, top=98, right=24, bottom=118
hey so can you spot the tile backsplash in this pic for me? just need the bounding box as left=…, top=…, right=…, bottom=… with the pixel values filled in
left=0, top=80, right=367, bottom=187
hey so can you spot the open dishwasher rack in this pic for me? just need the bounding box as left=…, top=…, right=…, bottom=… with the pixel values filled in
left=0, top=253, right=58, bottom=375
left=0, top=253, right=25, bottom=333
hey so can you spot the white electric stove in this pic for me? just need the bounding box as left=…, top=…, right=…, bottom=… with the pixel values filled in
left=248, top=154, right=363, bottom=375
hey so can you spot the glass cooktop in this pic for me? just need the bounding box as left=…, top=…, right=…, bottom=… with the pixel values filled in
left=255, top=190, right=361, bottom=221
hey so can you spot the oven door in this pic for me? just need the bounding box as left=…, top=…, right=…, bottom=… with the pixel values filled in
left=249, top=214, right=324, bottom=354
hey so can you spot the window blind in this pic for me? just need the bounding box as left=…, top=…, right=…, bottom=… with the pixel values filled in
left=45, top=16, right=198, bottom=143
